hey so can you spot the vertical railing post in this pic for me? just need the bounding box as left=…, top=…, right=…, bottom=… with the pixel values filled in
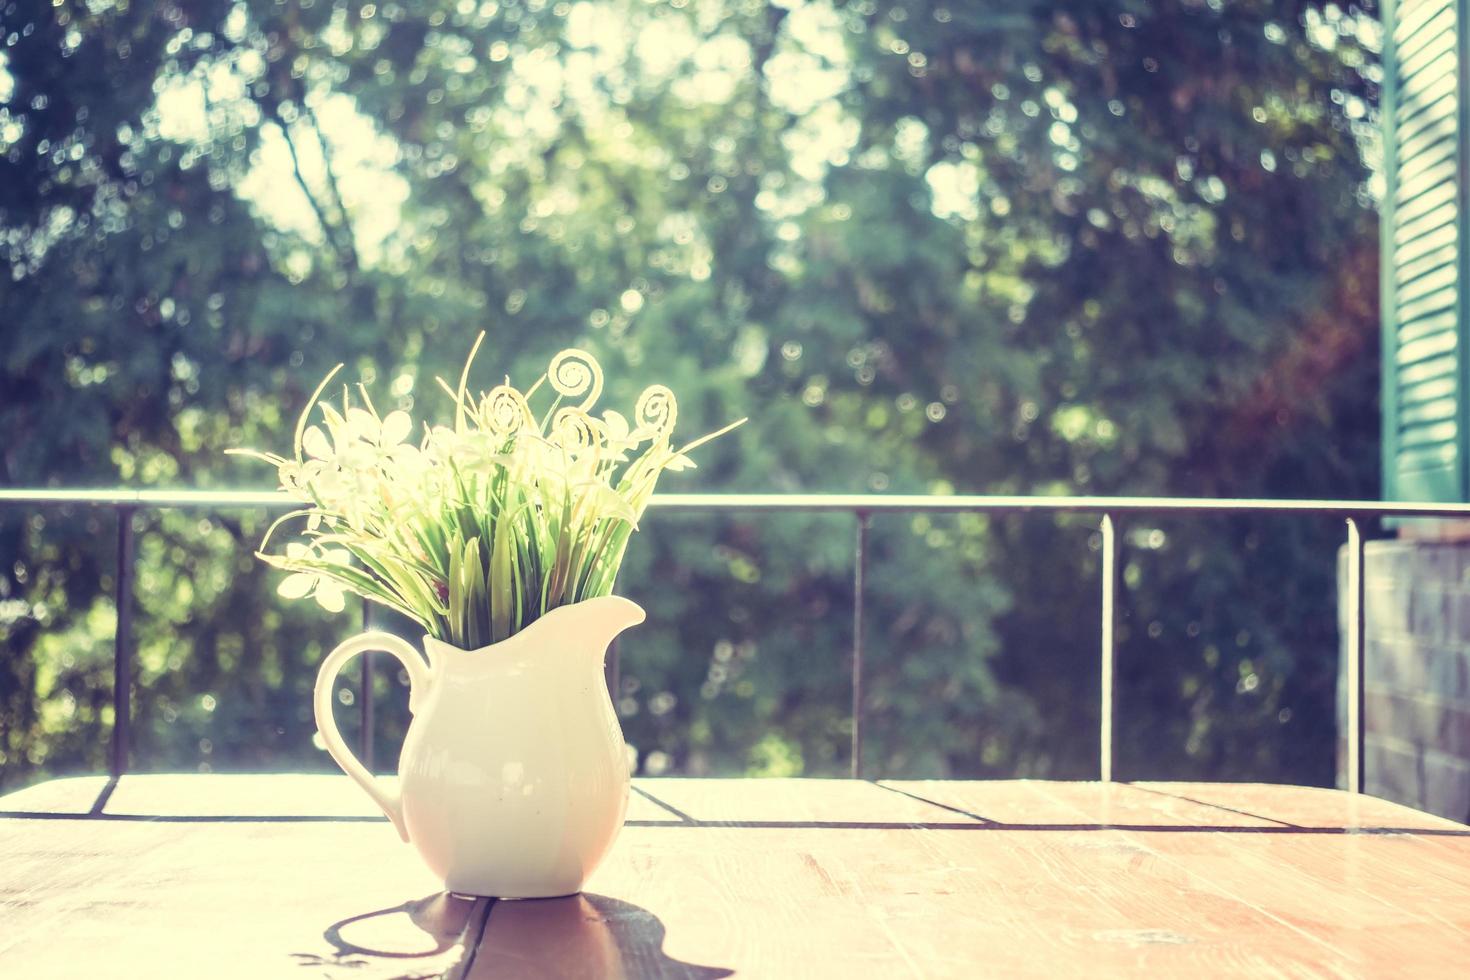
left=1346, top=517, right=1366, bottom=794
left=360, top=597, right=375, bottom=773
left=111, top=506, right=136, bottom=779
left=851, top=510, right=870, bottom=779
left=1099, top=513, right=1117, bottom=783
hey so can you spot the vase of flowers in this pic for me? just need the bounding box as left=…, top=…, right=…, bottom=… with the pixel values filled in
left=232, top=338, right=741, bottom=897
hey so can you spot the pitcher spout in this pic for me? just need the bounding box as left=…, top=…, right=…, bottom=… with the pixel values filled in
left=564, top=594, right=646, bottom=651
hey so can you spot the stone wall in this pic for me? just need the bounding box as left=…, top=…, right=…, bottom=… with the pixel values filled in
left=1339, top=539, right=1470, bottom=822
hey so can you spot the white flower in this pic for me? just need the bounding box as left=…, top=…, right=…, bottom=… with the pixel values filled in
left=380, top=410, right=413, bottom=448
left=302, top=425, right=333, bottom=461
left=275, top=544, right=351, bottom=613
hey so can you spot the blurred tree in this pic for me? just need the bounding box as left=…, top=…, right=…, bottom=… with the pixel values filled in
left=0, top=0, right=1379, bottom=790
left=837, top=0, right=1379, bottom=778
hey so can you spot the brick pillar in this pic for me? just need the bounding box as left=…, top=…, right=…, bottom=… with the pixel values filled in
left=1339, top=539, right=1470, bottom=822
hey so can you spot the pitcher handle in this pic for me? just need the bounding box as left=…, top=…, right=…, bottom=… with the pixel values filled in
left=313, top=631, right=429, bottom=843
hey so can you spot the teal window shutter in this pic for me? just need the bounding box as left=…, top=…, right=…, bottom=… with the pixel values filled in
left=1383, top=0, right=1467, bottom=501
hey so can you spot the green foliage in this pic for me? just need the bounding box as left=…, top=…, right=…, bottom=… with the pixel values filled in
left=1, top=0, right=1380, bottom=790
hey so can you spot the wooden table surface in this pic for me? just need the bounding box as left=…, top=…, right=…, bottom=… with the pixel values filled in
left=2, top=775, right=1468, bottom=978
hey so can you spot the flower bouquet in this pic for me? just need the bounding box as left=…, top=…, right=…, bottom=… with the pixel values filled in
left=230, top=336, right=742, bottom=897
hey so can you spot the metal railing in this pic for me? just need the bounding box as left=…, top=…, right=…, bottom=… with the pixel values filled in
left=7, top=487, right=1470, bottom=789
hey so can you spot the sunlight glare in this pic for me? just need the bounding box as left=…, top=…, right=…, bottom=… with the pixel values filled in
left=926, top=161, right=982, bottom=223
left=236, top=93, right=408, bottom=262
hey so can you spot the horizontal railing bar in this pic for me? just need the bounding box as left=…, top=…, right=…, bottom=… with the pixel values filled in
left=0, top=489, right=291, bottom=508
left=646, top=494, right=1470, bottom=517
left=3, top=488, right=1470, bottom=518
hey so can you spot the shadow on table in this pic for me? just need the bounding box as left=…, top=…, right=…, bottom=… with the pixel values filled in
left=318, top=891, right=480, bottom=962
left=315, top=890, right=731, bottom=979
left=472, top=892, right=733, bottom=979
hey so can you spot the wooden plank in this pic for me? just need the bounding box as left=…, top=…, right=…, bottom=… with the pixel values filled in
left=1136, top=781, right=1470, bottom=886
left=882, top=780, right=1470, bottom=976
left=0, top=774, right=113, bottom=815
left=1134, top=781, right=1468, bottom=830
left=0, top=772, right=674, bottom=824
left=102, top=772, right=390, bottom=817
left=0, top=819, right=490, bottom=978
left=629, top=776, right=983, bottom=825
left=0, top=776, right=487, bottom=978
left=879, top=778, right=1286, bottom=828
left=1113, top=785, right=1470, bottom=974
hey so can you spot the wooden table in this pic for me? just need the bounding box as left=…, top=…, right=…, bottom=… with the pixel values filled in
left=2, top=775, right=1468, bottom=977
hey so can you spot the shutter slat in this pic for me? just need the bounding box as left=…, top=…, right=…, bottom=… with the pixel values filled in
left=1398, top=287, right=1457, bottom=330
left=1394, top=201, right=1458, bottom=246
left=1396, top=113, right=1457, bottom=168
left=1400, top=419, right=1458, bottom=448
left=1396, top=244, right=1457, bottom=286
left=1396, top=0, right=1450, bottom=42
left=1397, top=5, right=1454, bottom=61
left=1399, top=375, right=1458, bottom=408
left=1394, top=221, right=1456, bottom=269
left=1398, top=308, right=1458, bottom=345
left=1398, top=443, right=1458, bottom=473
left=1398, top=263, right=1459, bottom=307
left=1399, top=352, right=1458, bottom=387
left=1400, top=397, right=1458, bottom=426
left=1399, top=29, right=1455, bottom=87
left=1397, top=325, right=1458, bottom=365
left=1394, top=174, right=1457, bottom=225
left=1399, top=48, right=1455, bottom=101
left=1395, top=132, right=1455, bottom=188
left=1395, top=157, right=1455, bottom=205
left=1396, top=85, right=1456, bottom=143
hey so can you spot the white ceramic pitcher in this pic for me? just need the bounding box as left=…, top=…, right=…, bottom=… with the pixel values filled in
left=313, top=594, right=645, bottom=898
